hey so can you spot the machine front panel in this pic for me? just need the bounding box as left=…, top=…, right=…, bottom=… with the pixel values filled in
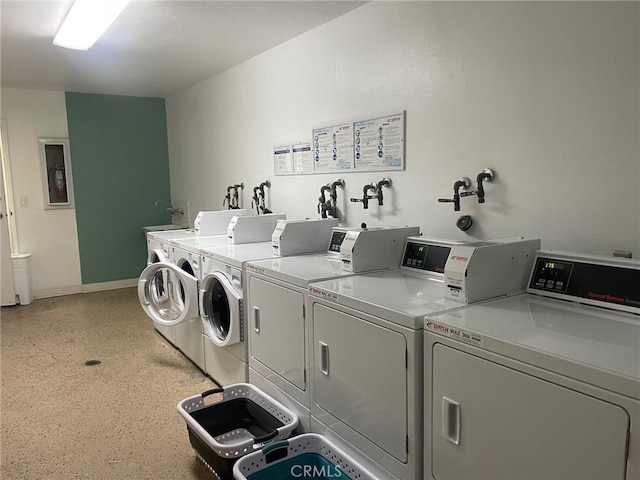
left=312, top=303, right=408, bottom=462
left=248, top=276, right=306, bottom=390
left=431, top=343, right=630, bottom=480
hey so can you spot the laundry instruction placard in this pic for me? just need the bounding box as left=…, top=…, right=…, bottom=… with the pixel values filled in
left=354, top=112, right=405, bottom=171
left=312, top=123, right=354, bottom=172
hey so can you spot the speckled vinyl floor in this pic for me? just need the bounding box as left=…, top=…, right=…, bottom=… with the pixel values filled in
left=1, top=288, right=220, bottom=480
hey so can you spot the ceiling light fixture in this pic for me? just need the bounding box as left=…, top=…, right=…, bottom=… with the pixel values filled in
left=53, top=0, right=130, bottom=51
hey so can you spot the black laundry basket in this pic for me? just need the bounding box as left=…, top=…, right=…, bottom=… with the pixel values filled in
left=177, top=383, right=299, bottom=480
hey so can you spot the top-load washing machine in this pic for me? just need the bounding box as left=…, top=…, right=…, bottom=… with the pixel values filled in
left=198, top=218, right=339, bottom=388
left=138, top=213, right=284, bottom=369
left=423, top=251, right=640, bottom=480
left=144, top=209, right=249, bottom=345
left=307, top=236, right=541, bottom=480
left=245, top=226, right=421, bottom=431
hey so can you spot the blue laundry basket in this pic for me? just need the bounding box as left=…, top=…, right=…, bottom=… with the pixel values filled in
left=232, top=433, right=378, bottom=480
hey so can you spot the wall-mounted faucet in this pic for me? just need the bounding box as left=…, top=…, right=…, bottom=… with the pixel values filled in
left=330, top=179, right=344, bottom=206
left=375, top=177, right=391, bottom=206
left=252, top=180, right=272, bottom=214
left=475, top=168, right=494, bottom=203
left=223, top=183, right=244, bottom=209
left=155, top=200, right=184, bottom=216
left=232, top=183, right=244, bottom=209
left=318, top=184, right=332, bottom=218
left=223, top=186, right=234, bottom=209
left=459, top=168, right=495, bottom=204
left=350, top=182, right=378, bottom=209
left=438, top=177, right=471, bottom=212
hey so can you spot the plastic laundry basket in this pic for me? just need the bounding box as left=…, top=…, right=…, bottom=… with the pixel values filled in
left=177, top=383, right=299, bottom=480
left=232, top=433, right=378, bottom=480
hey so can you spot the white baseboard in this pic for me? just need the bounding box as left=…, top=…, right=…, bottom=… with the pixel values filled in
left=81, top=278, right=138, bottom=293
left=34, top=285, right=82, bottom=299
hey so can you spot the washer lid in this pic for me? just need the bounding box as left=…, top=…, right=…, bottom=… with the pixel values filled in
left=138, top=262, right=199, bottom=325
left=200, top=271, right=241, bottom=347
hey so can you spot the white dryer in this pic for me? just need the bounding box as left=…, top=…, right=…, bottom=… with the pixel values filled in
left=424, top=251, right=640, bottom=480
left=307, top=236, right=541, bottom=480
left=245, top=226, right=421, bottom=432
left=138, top=212, right=282, bottom=369
left=199, top=218, right=340, bottom=387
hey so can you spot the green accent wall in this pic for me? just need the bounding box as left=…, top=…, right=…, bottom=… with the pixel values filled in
left=65, top=92, right=172, bottom=284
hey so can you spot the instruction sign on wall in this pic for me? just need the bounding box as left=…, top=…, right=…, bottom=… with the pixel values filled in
left=273, top=110, right=405, bottom=175
left=354, top=112, right=405, bottom=171
left=312, top=123, right=354, bottom=172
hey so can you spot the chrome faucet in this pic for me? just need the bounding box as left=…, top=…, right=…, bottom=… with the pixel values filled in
left=154, top=200, right=184, bottom=216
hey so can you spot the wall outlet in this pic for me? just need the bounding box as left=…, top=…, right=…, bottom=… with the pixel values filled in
left=19, top=196, right=28, bottom=207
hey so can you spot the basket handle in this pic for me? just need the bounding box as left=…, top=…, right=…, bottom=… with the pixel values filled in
left=253, top=429, right=278, bottom=444
left=261, top=440, right=290, bottom=464
left=201, top=387, right=224, bottom=398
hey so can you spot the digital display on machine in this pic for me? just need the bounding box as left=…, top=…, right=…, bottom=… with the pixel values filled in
left=529, top=257, right=640, bottom=309
left=328, top=231, right=347, bottom=252
left=402, top=243, right=451, bottom=273
left=530, top=258, right=573, bottom=293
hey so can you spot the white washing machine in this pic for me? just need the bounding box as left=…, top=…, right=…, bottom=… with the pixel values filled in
left=245, top=226, right=421, bottom=431
left=307, top=236, right=541, bottom=480
left=424, top=251, right=640, bottom=480
left=143, top=210, right=249, bottom=345
left=139, top=213, right=284, bottom=369
left=199, top=218, right=339, bottom=387
left=168, top=234, right=242, bottom=369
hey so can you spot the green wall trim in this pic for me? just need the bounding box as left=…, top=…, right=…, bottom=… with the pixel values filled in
left=65, top=92, right=172, bottom=284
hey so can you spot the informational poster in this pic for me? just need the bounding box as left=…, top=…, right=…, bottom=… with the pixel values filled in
left=273, top=145, right=293, bottom=175
left=353, top=112, right=405, bottom=171
left=312, top=123, right=354, bottom=172
left=291, top=142, right=313, bottom=174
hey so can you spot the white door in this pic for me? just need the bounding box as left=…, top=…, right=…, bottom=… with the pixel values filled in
left=0, top=134, right=15, bottom=306
left=138, top=262, right=199, bottom=325
left=249, top=276, right=306, bottom=390
left=431, top=343, right=630, bottom=480
left=312, top=303, right=408, bottom=462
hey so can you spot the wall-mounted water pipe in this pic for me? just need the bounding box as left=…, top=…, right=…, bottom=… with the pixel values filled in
left=232, top=183, right=244, bottom=209
left=223, top=183, right=244, bottom=209
left=252, top=180, right=272, bottom=214
left=350, top=182, right=378, bottom=209
left=324, top=178, right=344, bottom=218
left=375, top=177, right=391, bottom=206
left=318, top=184, right=332, bottom=218
left=475, top=168, right=494, bottom=203
left=155, top=199, right=184, bottom=216
left=459, top=168, right=495, bottom=204
left=438, top=177, right=471, bottom=212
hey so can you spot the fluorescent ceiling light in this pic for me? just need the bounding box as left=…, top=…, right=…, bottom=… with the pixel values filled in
left=53, top=0, right=130, bottom=50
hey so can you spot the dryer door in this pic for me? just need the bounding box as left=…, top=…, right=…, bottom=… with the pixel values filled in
left=200, top=271, right=242, bottom=347
left=138, top=262, right=199, bottom=325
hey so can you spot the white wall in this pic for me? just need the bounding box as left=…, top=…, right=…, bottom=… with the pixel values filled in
left=1, top=88, right=82, bottom=297
left=167, top=1, right=640, bottom=257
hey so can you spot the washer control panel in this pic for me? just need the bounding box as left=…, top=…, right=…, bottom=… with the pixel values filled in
left=528, top=252, right=640, bottom=314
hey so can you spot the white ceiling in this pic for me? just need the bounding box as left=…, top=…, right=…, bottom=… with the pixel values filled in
left=1, top=1, right=366, bottom=98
